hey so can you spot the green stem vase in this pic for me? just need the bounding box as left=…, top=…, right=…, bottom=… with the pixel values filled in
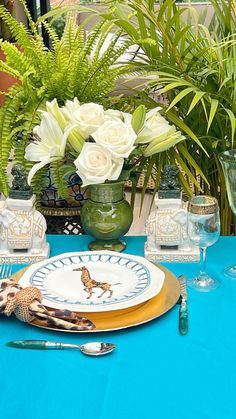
left=81, top=181, right=133, bottom=252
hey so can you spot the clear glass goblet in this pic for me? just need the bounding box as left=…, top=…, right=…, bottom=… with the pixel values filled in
left=187, top=195, right=221, bottom=292
left=219, top=149, right=236, bottom=279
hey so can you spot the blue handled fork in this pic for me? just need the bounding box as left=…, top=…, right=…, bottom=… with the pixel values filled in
left=0, top=264, right=12, bottom=279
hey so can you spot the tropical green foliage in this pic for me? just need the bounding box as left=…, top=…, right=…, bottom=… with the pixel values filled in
left=0, top=0, right=134, bottom=199
left=0, top=0, right=14, bottom=40
left=98, top=0, right=236, bottom=234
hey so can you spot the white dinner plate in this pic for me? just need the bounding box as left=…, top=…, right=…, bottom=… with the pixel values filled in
left=18, top=251, right=165, bottom=312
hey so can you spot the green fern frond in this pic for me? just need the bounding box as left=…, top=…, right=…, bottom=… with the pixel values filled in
left=19, top=0, right=39, bottom=38
left=29, top=165, right=48, bottom=207
left=0, top=40, right=33, bottom=78
left=50, top=160, right=69, bottom=200
left=0, top=6, right=32, bottom=46
left=41, top=20, right=60, bottom=49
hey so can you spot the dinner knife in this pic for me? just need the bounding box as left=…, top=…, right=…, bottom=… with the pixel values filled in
left=178, top=275, right=188, bottom=336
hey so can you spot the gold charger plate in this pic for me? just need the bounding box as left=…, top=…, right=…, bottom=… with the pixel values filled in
left=12, top=265, right=180, bottom=333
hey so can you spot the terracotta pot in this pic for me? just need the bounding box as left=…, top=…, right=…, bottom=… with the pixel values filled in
left=0, top=47, right=19, bottom=105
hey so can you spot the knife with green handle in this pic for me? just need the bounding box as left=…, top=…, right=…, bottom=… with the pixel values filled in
left=178, top=275, right=188, bottom=335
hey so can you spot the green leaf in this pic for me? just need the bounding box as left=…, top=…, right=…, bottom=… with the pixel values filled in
left=200, top=97, right=208, bottom=121
left=224, top=108, right=236, bottom=147
left=173, top=150, right=202, bottom=192
left=207, top=99, right=219, bottom=132
left=167, top=87, right=193, bottom=112
left=177, top=143, right=209, bottom=186
left=166, top=111, right=209, bottom=156
left=159, top=81, right=191, bottom=94
left=178, top=171, right=194, bottom=196
left=187, top=91, right=206, bottom=115
left=111, top=19, right=140, bottom=41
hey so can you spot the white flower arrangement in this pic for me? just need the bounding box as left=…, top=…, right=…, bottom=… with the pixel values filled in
left=25, top=98, right=185, bottom=187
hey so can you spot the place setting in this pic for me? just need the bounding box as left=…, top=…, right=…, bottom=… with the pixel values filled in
left=0, top=249, right=183, bottom=358
left=4, top=250, right=180, bottom=333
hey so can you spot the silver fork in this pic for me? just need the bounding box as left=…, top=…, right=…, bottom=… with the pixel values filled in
left=0, top=264, right=12, bottom=279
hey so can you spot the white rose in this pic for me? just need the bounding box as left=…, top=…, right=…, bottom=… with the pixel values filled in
left=92, top=120, right=137, bottom=158
left=136, top=107, right=171, bottom=144
left=104, top=109, right=124, bottom=121
left=71, top=103, right=106, bottom=136
left=74, top=143, right=124, bottom=186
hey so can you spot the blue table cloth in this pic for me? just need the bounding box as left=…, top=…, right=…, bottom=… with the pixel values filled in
left=1, top=235, right=236, bottom=419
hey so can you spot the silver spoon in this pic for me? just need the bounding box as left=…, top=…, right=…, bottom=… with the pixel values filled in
left=6, top=340, right=116, bottom=356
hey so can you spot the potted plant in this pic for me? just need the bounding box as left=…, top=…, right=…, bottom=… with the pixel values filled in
left=25, top=98, right=185, bottom=249
left=100, top=0, right=236, bottom=235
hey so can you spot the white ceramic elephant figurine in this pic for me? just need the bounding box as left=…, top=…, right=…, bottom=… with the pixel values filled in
left=0, top=196, right=49, bottom=263
left=0, top=201, right=16, bottom=229
left=171, top=205, right=191, bottom=250
left=145, top=195, right=200, bottom=262
left=145, top=197, right=189, bottom=250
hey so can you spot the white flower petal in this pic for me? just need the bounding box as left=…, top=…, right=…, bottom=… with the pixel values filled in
left=27, top=157, right=56, bottom=185
left=38, top=113, right=64, bottom=147
left=92, top=120, right=136, bottom=158
left=108, top=158, right=124, bottom=180
left=74, top=143, right=117, bottom=186
left=136, top=107, right=171, bottom=144
left=24, top=143, right=48, bottom=161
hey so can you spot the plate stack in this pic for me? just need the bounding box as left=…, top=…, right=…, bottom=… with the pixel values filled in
left=18, top=251, right=180, bottom=332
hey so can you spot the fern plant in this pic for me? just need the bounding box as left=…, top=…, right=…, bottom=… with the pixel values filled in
left=0, top=0, right=134, bottom=199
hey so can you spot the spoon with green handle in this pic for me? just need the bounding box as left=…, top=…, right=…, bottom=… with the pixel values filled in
left=6, top=340, right=116, bottom=356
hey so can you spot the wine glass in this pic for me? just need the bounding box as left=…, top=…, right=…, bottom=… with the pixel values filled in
left=219, top=150, right=236, bottom=279
left=187, top=195, right=221, bottom=292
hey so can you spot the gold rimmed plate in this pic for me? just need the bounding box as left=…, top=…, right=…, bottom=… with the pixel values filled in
left=12, top=265, right=180, bottom=333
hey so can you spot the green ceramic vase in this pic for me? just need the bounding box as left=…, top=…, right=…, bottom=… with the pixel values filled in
left=81, top=181, right=133, bottom=252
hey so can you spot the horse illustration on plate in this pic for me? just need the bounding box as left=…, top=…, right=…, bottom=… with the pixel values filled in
left=73, top=266, right=121, bottom=299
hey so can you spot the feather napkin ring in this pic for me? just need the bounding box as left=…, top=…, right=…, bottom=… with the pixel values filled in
left=0, top=279, right=95, bottom=331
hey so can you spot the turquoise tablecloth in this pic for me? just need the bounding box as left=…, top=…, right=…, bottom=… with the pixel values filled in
left=1, top=235, right=236, bottom=419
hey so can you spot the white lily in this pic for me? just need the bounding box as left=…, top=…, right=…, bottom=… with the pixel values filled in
left=46, top=98, right=68, bottom=130
left=46, top=98, right=85, bottom=153
left=136, top=107, right=171, bottom=144
left=144, top=127, right=185, bottom=157
left=25, top=112, right=69, bottom=184
left=61, top=97, right=81, bottom=122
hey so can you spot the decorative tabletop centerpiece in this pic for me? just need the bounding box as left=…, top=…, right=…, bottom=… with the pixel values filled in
left=25, top=98, right=185, bottom=251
